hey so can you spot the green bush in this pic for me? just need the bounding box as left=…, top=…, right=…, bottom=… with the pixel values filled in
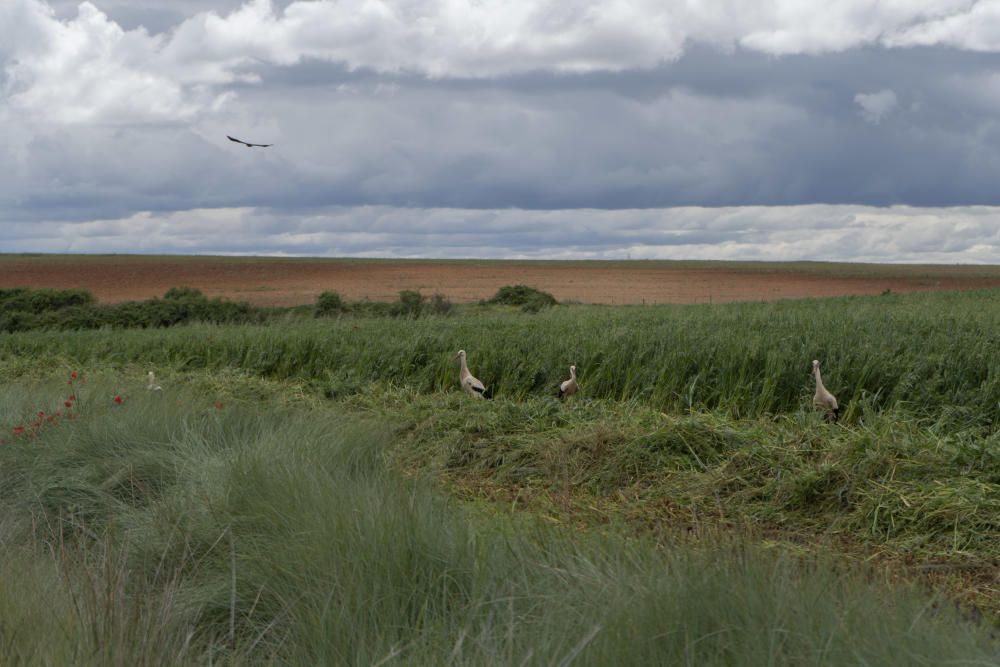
left=427, top=293, right=454, bottom=316
left=0, top=288, right=95, bottom=314
left=488, top=284, right=557, bottom=308
left=0, top=288, right=258, bottom=332
left=33, top=305, right=105, bottom=331
left=315, top=291, right=347, bottom=317
left=163, top=287, right=204, bottom=300
left=0, top=310, right=37, bottom=333
left=353, top=300, right=395, bottom=318
left=521, top=294, right=554, bottom=313
left=392, top=290, right=425, bottom=317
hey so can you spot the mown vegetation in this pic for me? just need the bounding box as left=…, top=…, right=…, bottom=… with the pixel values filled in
left=2, top=285, right=1000, bottom=662
left=0, top=377, right=995, bottom=664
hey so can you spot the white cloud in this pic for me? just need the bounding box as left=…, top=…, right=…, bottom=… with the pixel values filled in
left=6, top=0, right=1000, bottom=127
left=886, top=1, right=1000, bottom=51
left=7, top=204, right=1000, bottom=264
left=854, top=89, right=898, bottom=124
left=2, top=1, right=222, bottom=123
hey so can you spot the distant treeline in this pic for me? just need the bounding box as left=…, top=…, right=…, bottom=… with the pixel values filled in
left=0, top=284, right=559, bottom=332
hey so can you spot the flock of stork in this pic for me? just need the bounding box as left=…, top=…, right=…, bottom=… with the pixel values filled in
left=149, top=352, right=838, bottom=420
left=454, top=349, right=841, bottom=421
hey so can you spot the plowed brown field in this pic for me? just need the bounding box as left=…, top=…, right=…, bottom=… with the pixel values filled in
left=3, top=255, right=1000, bottom=306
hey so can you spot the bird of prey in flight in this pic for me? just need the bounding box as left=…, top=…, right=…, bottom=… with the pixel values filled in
left=227, top=135, right=273, bottom=148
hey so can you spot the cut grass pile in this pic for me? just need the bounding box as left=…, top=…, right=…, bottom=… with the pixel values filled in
left=351, top=390, right=1000, bottom=617
left=0, top=377, right=996, bottom=664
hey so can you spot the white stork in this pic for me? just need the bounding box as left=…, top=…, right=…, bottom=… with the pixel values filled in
left=146, top=371, right=162, bottom=391
left=558, top=365, right=578, bottom=399
left=812, top=359, right=839, bottom=421
left=453, top=350, right=488, bottom=398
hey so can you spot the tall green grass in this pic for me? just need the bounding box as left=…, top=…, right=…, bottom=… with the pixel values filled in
left=4, top=289, right=1000, bottom=425
left=0, top=379, right=995, bottom=664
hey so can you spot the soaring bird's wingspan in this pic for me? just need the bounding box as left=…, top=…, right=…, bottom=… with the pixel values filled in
left=227, top=135, right=272, bottom=148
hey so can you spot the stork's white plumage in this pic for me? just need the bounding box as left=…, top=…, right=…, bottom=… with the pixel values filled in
left=812, top=359, right=839, bottom=421
left=453, top=350, right=487, bottom=398
left=559, top=365, right=578, bottom=399
left=146, top=371, right=162, bottom=391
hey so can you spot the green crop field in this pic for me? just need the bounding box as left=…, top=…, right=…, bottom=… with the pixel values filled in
left=1, top=287, right=1000, bottom=664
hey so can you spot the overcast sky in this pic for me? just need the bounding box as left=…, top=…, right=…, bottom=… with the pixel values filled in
left=5, top=0, right=1000, bottom=261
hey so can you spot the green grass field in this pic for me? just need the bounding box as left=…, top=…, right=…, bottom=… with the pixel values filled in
left=2, top=287, right=1000, bottom=663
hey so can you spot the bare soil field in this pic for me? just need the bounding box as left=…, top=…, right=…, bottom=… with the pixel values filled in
left=2, top=254, right=1000, bottom=306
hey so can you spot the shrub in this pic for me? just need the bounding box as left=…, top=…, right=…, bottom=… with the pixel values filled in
left=352, top=299, right=395, bottom=318
left=0, top=288, right=95, bottom=314
left=0, top=289, right=257, bottom=332
left=520, top=294, right=554, bottom=313
left=0, top=310, right=37, bottom=333
left=33, top=305, right=104, bottom=331
left=488, top=285, right=557, bottom=308
left=163, top=287, right=204, bottom=300
left=392, top=290, right=425, bottom=317
left=427, top=293, right=454, bottom=316
left=315, top=291, right=347, bottom=317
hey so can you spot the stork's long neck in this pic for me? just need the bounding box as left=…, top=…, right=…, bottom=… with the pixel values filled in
left=814, top=366, right=824, bottom=390
left=460, top=357, right=470, bottom=378
left=570, top=367, right=576, bottom=381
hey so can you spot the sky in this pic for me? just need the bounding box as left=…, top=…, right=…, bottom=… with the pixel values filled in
left=4, top=1, right=1000, bottom=261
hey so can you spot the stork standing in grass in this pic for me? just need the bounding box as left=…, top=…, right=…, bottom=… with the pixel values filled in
left=558, top=365, right=578, bottom=399
left=812, top=359, right=839, bottom=421
left=453, top=350, right=489, bottom=398
left=146, top=371, right=162, bottom=391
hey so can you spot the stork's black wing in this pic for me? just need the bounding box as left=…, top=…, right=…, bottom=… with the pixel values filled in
left=228, top=135, right=273, bottom=148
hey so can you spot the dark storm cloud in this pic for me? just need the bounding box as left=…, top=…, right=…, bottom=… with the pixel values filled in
left=223, top=48, right=1000, bottom=210
left=6, top=0, right=1000, bottom=261
left=13, top=40, right=1000, bottom=219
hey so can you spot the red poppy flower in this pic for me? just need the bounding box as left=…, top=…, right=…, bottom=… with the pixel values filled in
left=55, top=411, right=62, bottom=417
left=65, top=400, right=73, bottom=408
left=38, top=411, right=45, bottom=418
left=70, top=371, right=78, bottom=379
left=68, top=395, right=76, bottom=401
left=32, top=421, right=40, bottom=428
left=12, top=426, right=24, bottom=434
left=113, top=395, right=123, bottom=405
